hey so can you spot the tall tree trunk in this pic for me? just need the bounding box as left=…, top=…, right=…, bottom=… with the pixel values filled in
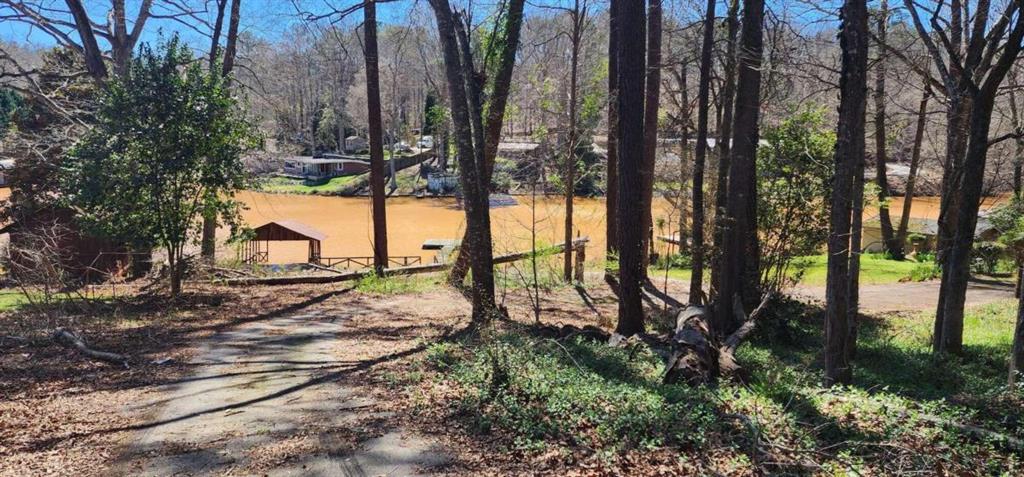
left=932, top=95, right=971, bottom=352
left=713, top=0, right=764, bottom=334
left=65, top=0, right=109, bottom=81
left=934, top=10, right=1024, bottom=355
left=365, top=0, right=389, bottom=277
left=1011, top=291, right=1024, bottom=386
left=677, top=68, right=690, bottom=253
left=689, top=0, right=716, bottom=304
left=564, top=7, right=583, bottom=282
left=825, top=0, right=869, bottom=386
left=615, top=0, right=647, bottom=336
left=1011, top=88, right=1024, bottom=298
left=848, top=133, right=866, bottom=360
left=201, top=0, right=243, bottom=261
left=711, top=0, right=740, bottom=301
left=640, top=0, right=662, bottom=276
left=896, top=82, right=931, bottom=249
left=221, top=0, right=242, bottom=78
left=939, top=94, right=1017, bottom=354
left=873, top=0, right=900, bottom=259
left=606, top=0, right=620, bottom=263
left=444, top=0, right=527, bottom=286
left=208, top=0, right=227, bottom=71
left=429, top=0, right=524, bottom=322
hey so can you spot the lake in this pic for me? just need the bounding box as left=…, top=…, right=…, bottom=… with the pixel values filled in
left=234, top=191, right=1010, bottom=265
left=235, top=191, right=682, bottom=265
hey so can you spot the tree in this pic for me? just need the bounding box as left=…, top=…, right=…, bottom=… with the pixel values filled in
left=541, top=0, right=593, bottom=282
left=365, top=0, right=389, bottom=277
left=710, top=0, right=740, bottom=302
left=439, top=0, right=527, bottom=289
left=61, top=38, right=255, bottom=296
left=201, top=0, right=244, bottom=262
left=427, top=0, right=525, bottom=323
left=825, top=0, right=869, bottom=386
left=895, top=81, right=931, bottom=259
left=606, top=0, right=620, bottom=265
left=614, top=0, right=646, bottom=336
left=689, top=0, right=716, bottom=304
left=901, top=0, right=1024, bottom=354
left=0, top=0, right=207, bottom=82
left=713, top=0, right=764, bottom=334
left=640, top=0, right=662, bottom=274
left=872, top=0, right=899, bottom=259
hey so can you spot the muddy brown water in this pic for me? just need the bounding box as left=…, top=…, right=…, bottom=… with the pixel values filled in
left=234, top=192, right=1008, bottom=265
left=0, top=187, right=1003, bottom=266
left=235, top=191, right=679, bottom=264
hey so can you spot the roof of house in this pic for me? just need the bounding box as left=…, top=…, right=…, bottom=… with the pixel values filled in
left=252, top=220, right=327, bottom=241
left=862, top=215, right=994, bottom=237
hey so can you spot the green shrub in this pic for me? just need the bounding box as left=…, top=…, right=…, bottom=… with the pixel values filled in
left=915, top=250, right=936, bottom=263
left=653, top=252, right=691, bottom=270
left=909, top=262, right=941, bottom=282
left=971, top=241, right=1005, bottom=275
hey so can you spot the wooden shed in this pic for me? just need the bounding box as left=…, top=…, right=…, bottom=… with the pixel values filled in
left=243, top=220, right=326, bottom=264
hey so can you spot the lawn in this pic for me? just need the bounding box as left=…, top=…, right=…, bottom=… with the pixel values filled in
left=0, top=288, right=116, bottom=312
left=653, top=253, right=933, bottom=287
left=416, top=297, right=1024, bottom=474
left=0, top=289, right=31, bottom=311
left=258, top=175, right=362, bottom=194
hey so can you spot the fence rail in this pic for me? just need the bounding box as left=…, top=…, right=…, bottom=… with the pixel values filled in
left=221, top=238, right=588, bottom=287
left=317, top=256, right=422, bottom=269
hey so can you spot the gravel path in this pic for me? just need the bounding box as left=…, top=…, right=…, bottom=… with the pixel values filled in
left=649, top=275, right=1015, bottom=313
left=117, top=308, right=448, bottom=476
left=791, top=278, right=1016, bottom=312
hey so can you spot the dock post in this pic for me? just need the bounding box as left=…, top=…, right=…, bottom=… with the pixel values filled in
left=574, top=240, right=585, bottom=283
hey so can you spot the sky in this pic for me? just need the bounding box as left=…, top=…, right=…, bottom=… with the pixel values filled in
left=0, top=0, right=423, bottom=50
left=0, top=0, right=840, bottom=53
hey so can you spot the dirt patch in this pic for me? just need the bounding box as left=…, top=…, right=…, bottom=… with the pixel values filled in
left=0, top=283, right=356, bottom=477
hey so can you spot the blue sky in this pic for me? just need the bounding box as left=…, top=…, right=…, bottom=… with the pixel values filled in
left=0, top=0, right=840, bottom=51
left=0, top=0, right=426, bottom=49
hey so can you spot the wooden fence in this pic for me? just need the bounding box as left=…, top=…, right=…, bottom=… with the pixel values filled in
left=220, top=237, right=589, bottom=287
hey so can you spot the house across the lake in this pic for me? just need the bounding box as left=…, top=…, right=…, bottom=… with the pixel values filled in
left=282, top=156, right=370, bottom=179
left=282, top=150, right=438, bottom=181
left=861, top=211, right=998, bottom=254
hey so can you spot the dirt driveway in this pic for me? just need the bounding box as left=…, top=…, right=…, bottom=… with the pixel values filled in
left=790, top=278, right=1016, bottom=312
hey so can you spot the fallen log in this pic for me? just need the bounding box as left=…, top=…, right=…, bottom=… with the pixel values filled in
left=535, top=323, right=611, bottom=342
left=209, top=266, right=254, bottom=277
left=664, top=294, right=773, bottom=385
left=53, top=328, right=129, bottom=368
left=663, top=305, right=720, bottom=385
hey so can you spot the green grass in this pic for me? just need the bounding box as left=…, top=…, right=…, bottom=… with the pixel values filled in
left=416, top=298, right=1024, bottom=473
left=0, top=288, right=112, bottom=312
left=793, top=253, right=925, bottom=286
left=355, top=274, right=443, bottom=294
left=652, top=253, right=932, bottom=287
left=259, top=175, right=362, bottom=194
left=0, top=289, right=31, bottom=311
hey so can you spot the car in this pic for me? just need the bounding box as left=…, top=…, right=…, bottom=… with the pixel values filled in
left=394, top=141, right=413, bottom=153
left=417, top=136, right=434, bottom=149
